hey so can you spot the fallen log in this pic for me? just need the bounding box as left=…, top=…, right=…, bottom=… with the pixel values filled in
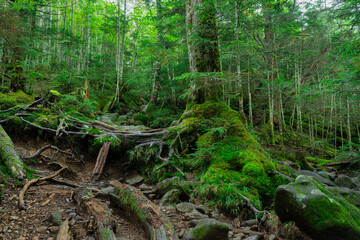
left=110, top=180, right=179, bottom=240
left=91, top=142, right=111, bottom=182
left=0, top=125, right=25, bottom=179
left=18, top=167, right=67, bottom=210
left=73, top=188, right=116, bottom=240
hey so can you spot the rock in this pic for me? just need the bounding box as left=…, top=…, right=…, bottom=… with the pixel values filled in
left=188, top=219, right=200, bottom=227
left=183, top=218, right=231, bottom=240
left=241, top=219, right=257, bottom=227
left=245, top=235, right=263, bottom=240
left=125, top=176, right=144, bottom=186
left=36, top=226, right=47, bottom=233
left=295, top=170, right=335, bottom=186
left=335, top=175, right=357, bottom=189
left=95, top=186, right=115, bottom=197
left=139, top=183, right=154, bottom=191
left=176, top=202, right=197, bottom=213
left=160, top=189, right=181, bottom=206
left=156, top=176, right=182, bottom=196
left=234, top=232, right=245, bottom=239
left=185, top=209, right=209, bottom=220
left=99, top=113, right=119, bottom=123
left=327, top=187, right=360, bottom=208
left=316, top=171, right=330, bottom=180
left=50, top=212, right=62, bottom=226
left=269, top=234, right=277, bottom=240
left=275, top=175, right=360, bottom=240
left=49, top=226, right=59, bottom=234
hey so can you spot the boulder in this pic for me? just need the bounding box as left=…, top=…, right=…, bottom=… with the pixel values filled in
left=295, top=170, right=335, bottom=186
left=275, top=175, right=360, bottom=240
left=183, top=219, right=230, bottom=240
left=156, top=177, right=182, bottom=196
left=160, top=189, right=181, bottom=206
left=335, top=175, right=357, bottom=189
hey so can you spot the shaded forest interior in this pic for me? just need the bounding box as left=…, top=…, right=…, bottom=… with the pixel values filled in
left=0, top=0, right=360, bottom=239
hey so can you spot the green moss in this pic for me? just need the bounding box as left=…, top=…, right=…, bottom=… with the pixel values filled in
left=0, top=91, right=35, bottom=110
left=115, top=188, right=147, bottom=222
left=175, top=101, right=282, bottom=214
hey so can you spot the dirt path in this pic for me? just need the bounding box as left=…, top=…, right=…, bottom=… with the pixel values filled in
left=0, top=137, right=278, bottom=240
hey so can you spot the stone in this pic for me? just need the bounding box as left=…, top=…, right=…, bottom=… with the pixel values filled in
left=269, top=234, right=277, bottom=240
left=241, top=219, right=257, bottom=227
left=156, top=176, right=182, bottom=196
left=295, top=170, right=335, bottom=186
left=335, top=175, right=357, bottom=189
left=95, top=186, right=115, bottom=197
left=183, top=218, right=231, bottom=240
left=50, top=212, right=62, bottom=226
left=139, top=184, right=154, bottom=191
left=245, top=235, right=262, bottom=240
left=49, top=226, right=59, bottom=234
left=327, top=187, right=360, bottom=208
left=316, top=171, right=330, bottom=180
left=275, top=175, right=360, bottom=240
left=185, top=209, right=209, bottom=220
left=125, top=176, right=144, bottom=186
left=160, top=189, right=181, bottom=206
left=176, top=202, right=197, bottom=213
left=36, top=226, right=47, bottom=234
left=188, top=219, right=200, bottom=227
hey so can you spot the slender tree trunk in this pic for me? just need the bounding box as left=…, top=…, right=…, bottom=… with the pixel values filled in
left=235, top=3, right=243, bottom=112
left=247, top=56, right=253, bottom=127
left=346, top=97, right=352, bottom=147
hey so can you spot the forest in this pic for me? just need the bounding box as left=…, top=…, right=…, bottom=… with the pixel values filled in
left=0, top=0, right=360, bottom=239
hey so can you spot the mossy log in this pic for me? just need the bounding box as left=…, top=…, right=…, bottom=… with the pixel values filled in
left=110, top=180, right=179, bottom=240
left=0, top=124, right=24, bottom=179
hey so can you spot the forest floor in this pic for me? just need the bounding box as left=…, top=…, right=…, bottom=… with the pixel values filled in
left=0, top=133, right=283, bottom=240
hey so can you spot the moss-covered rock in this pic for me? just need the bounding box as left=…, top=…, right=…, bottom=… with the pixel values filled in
left=275, top=175, right=360, bottom=240
left=183, top=218, right=230, bottom=240
left=156, top=176, right=182, bottom=196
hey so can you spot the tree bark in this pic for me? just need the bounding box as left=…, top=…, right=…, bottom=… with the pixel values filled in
left=0, top=125, right=24, bottom=179
left=186, top=0, right=221, bottom=103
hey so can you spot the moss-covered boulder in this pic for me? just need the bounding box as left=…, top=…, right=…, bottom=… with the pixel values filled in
left=183, top=218, right=230, bottom=240
left=156, top=176, right=182, bottom=196
left=335, top=175, right=358, bottom=189
left=172, top=101, right=286, bottom=214
left=275, top=175, right=360, bottom=240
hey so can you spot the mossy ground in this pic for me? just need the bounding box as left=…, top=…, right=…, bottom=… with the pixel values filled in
left=171, top=101, right=288, bottom=215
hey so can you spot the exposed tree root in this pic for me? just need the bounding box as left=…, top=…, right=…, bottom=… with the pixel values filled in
left=18, top=167, right=67, bottom=210
left=22, top=145, right=76, bottom=160
left=240, top=194, right=268, bottom=227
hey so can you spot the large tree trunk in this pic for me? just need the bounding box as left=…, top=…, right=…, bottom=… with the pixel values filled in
left=186, top=0, right=221, bottom=104
left=0, top=125, right=24, bottom=179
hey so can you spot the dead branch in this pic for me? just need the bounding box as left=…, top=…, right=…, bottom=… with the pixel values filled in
left=56, top=118, right=68, bottom=136
left=57, top=219, right=71, bottom=240
left=325, top=160, right=353, bottom=166
left=41, top=193, right=56, bottom=206
left=18, top=167, right=67, bottom=210
left=91, top=142, right=111, bottom=182
left=240, top=194, right=267, bottom=223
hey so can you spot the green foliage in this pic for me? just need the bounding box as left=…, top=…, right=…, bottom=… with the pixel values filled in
left=94, top=134, right=122, bottom=148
